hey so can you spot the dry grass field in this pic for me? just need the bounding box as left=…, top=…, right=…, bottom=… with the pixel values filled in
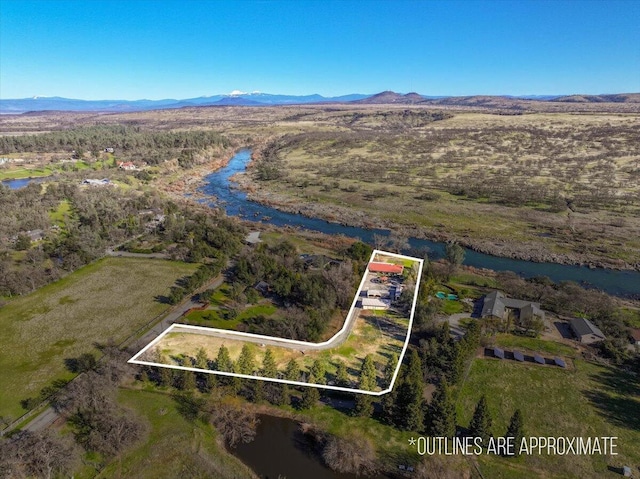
left=0, top=257, right=197, bottom=420
left=241, top=111, right=640, bottom=269
left=1, top=105, right=638, bottom=269
left=150, top=305, right=408, bottom=392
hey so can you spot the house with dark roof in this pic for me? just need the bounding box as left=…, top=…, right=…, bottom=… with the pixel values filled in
left=570, top=317, right=606, bottom=344
left=480, top=290, right=545, bottom=323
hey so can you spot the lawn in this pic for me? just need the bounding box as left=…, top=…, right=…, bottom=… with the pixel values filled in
left=81, top=389, right=256, bottom=479
left=0, top=167, right=53, bottom=180
left=49, top=199, right=72, bottom=226
left=0, top=257, right=197, bottom=420
left=456, top=358, right=640, bottom=479
left=493, top=333, right=579, bottom=358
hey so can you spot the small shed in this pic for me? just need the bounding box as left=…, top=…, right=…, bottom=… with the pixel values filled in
left=623, top=465, right=632, bottom=477
left=513, top=350, right=525, bottom=362
left=493, top=347, right=505, bottom=359
left=554, top=357, right=566, bottom=368
left=534, top=354, right=545, bottom=365
left=361, top=297, right=389, bottom=310
left=630, top=329, right=640, bottom=346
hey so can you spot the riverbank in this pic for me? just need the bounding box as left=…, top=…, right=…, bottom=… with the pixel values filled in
left=231, top=170, right=639, bottom=272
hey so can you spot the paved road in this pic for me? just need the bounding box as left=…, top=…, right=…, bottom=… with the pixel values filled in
left=438, top=312, right=473, bottom=339
left=105, top=248, right=170, bottom=260
left=23, top=407, right=58, bottom=433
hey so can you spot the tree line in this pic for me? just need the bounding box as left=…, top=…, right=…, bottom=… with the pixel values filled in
left=0, top=125, right=232, bottom=166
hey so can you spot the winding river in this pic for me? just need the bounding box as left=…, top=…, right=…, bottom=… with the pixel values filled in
left=201, top=149, right=640, bottom=297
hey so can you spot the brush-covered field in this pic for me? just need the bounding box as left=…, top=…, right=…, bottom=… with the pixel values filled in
left=0, top=257, right=197, bottom=420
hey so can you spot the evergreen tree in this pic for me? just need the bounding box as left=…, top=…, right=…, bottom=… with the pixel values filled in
left=251, top=379, right=264, bottom=403
left=195, top=347, right=209, bottom=369
left=383, top=353, right=398, bottom=388
left=262, top=349, right=278, bottom=378
left=195, top=347, right=213, bottom=392
left=216, top=345, right=233, bottom=372
left=406, top=349, right=423, bottom=385
left=448, top=341, right=465, bottom=384
left=360, top=355, right=377, bottom=389
left=393, top=379, right=424, bottom=430
left=301, top=386, right=320, bottom=409
left=505, top=409, right=524, bottom=456
left=427, top=378, right=456, bottom=437
left=284, top=359, right=300, bottom=381
left=393, top=353, right=425, bottom=431
left=381, top=387, right=397, bottom=425
left=354, top=355, right=377, bottom=417
left=310, top=359, right=327, bottom=384
left=335, top=360, right=349, bottom=387
left=176, top=368, right=196, bottom=391
left=158, top=365, right=173, bottom=387
left=469, top=395, right=493, bottom=444
left=237, top=344, right=256, bottom=375
left=279, top=384, right=291, bottom=406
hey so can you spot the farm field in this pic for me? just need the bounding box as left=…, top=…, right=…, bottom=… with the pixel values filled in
left=0, top=257, right=197, bottom=420
left=457, top=358, right=640, bottom=479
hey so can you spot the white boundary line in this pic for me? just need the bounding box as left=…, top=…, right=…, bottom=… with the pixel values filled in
left=129, top=249, right=424, bottom=396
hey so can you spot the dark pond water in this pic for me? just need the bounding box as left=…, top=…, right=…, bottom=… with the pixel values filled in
left=1, top=176, right=49, bottom=189
left=200, top=149, right=640, bottom=297
left=232, top=415, right=392, bottom=479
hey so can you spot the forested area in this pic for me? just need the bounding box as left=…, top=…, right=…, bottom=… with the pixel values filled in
left=0, top=179, right=245, bottom=297
left=0, top=125, right=232, bottom=165
left=230, top=240, right=355, bottom=341
left=1, top=345, right=146, bottom=478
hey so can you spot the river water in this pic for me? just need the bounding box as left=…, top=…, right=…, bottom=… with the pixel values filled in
left=233, top=415, right=393, bottom=479
left=200, top=149, right=640, bottom=297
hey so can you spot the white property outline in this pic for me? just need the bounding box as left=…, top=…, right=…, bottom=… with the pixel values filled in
left=129, top=249, right=424, bottom=396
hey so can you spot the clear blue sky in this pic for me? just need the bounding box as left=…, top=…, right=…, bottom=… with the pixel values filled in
left=1, top=0, right=638, bottom=99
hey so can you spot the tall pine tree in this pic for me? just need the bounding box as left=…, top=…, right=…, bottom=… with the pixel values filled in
left=237, top=344, right=256, bottom=375
left=354, top=355, right=377, bottom=417
left=469, top=395, right=493, bottom=444
left=335, top=360, right=349, bottom=387
left=427, top=377, right=456, bottom=437
left=393, top=350, right=424, bottom=431
left=505, top=409, right=524, bottom=456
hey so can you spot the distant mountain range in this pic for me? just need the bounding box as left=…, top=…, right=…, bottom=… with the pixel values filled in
left=1, top=91, right=638, bottom=114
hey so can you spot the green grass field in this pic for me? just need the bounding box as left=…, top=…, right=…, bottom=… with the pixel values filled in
left=0, top=167, right=53, bottom=180
left=457, top=358, right=640, bottom=478
left=81, top=389, right=256, bottom=479
left=0, top=257, right=197, bottom=420
left=493, top=333, right=579, bottom=358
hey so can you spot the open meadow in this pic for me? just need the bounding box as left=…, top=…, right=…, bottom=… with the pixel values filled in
left=457, top=357, right=640, bottom=479
left=241, top=111, right=640, bottom=269
left=0, top=257, right=197, bottom=420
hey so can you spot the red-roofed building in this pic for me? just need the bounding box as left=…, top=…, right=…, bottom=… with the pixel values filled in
left=368, top=262, right=404, bottom=275
left=630, top=329, right=640, bottom=346
left=117, top=161, right=137, bottom=171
